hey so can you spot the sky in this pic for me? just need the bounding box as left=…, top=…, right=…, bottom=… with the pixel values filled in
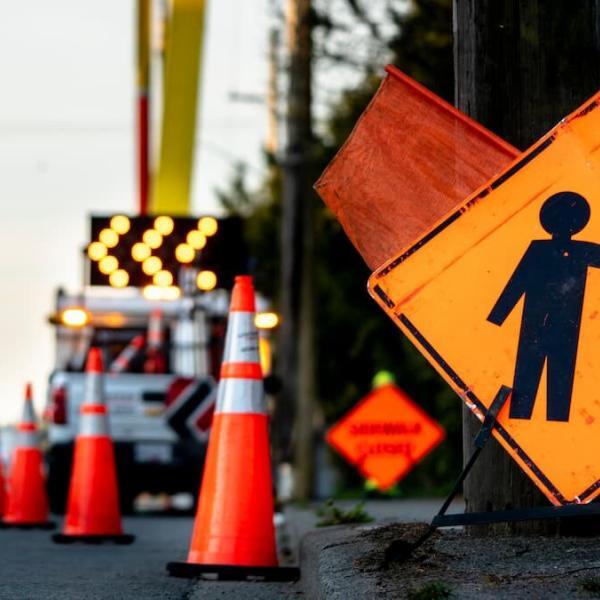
left=0, top=0, right=270, bottom=422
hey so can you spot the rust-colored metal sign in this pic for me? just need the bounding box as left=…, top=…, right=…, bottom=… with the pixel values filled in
left=326, top=384, right=445, bottom=490
left=369, top=93, right=600, bottom=505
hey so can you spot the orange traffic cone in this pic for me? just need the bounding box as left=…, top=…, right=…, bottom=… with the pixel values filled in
left=109, top=334, right=145, bottom=373
left=2, top=383, right=54, bottom=529
left=0, top=460, right=6, bottom=518
left=52, top=348, right=134, bottom=544
left=144, top=309, right=166, bottom=374
left=167, top=275, right=299, bottom=581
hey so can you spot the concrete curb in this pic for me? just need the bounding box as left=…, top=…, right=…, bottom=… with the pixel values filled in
left=298, top=519, right=600, bottom=599
left=299, top=523, right=390, bottom=600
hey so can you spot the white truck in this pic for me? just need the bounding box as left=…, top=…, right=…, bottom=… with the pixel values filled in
left=45, top=288, right=231, bottom=513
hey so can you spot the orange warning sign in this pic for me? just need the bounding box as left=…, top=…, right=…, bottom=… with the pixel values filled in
left=326, top=384, right=445, bottom=490
left=369, top=92, right=600, bottom=506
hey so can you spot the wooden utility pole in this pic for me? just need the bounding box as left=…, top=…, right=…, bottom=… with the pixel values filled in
left=277, top=0, right=315, bottom=500
left=266, top=28, right=280, bottom=156
left=454, top=0, right=600, bottom=532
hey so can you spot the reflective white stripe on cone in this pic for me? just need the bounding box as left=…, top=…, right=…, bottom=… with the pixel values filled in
left=222, top=312, right=260, bottom=364
left=79, top=408, right=110, bottom=437
left=216, top=379, right=264, bottom=414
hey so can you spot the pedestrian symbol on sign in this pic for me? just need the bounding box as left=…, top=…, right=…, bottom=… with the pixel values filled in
left=488, top=191, right=600, bottom=422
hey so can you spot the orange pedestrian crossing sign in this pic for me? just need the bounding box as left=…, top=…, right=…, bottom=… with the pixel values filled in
left=369, top=92, right=600, bottom=506
left=326, top=384, right=445, bottom=490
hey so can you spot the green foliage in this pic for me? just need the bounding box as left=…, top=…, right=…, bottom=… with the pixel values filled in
left=218, top=0, right=460, bottom=496
left=407, top=581, right=453, bottom=600
left=580, top=576, right=600, bottom=597
left=216, top=160, right=282, bottom=298
left=387, top=0, right=454, bottom=102
left=315, top=499, right=374, bottom=527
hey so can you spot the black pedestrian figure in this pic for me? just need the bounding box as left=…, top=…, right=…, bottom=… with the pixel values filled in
left=487, top=191, right=600, bottom=422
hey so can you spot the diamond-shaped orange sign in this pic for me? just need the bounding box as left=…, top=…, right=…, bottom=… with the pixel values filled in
left=326, top=384, right=445, bottom=490
left=369, top=92, right=600, bottom=506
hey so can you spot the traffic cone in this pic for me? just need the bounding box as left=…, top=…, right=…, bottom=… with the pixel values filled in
left=167, top=275, right=299, bottom=581
left=144, top=309, right=166, bottom=374
left=2, top=383, right=54, bottom=529
left=109, top=334, right=145, bottom=373
left=52, top=348, right=134, bottom=544
left=0, top=460, right=6, bottom=518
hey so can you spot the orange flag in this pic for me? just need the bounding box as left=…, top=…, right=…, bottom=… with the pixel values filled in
left=315, top=65, right=519, bottom=270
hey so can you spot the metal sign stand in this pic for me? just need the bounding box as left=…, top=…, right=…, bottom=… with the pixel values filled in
left=386, top=385, right=600, bottom=563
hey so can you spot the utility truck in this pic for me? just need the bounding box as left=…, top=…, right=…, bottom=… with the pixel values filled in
left=44, top=214, right=274, bottom=513
left=45, top=288, right=231, bottom=513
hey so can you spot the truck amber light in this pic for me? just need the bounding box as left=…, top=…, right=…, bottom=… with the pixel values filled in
left=142, top=256, right=162, bottom=275
left=196, top=270, right=217, bottom=291
left=131, top=242, right=151, bottom=262
left=154, top=215, right=174, bottom=235
left=255, top=312, right=280, bottom=330
left=87, top=242, right=107, bottom=261
left=143, top=285, right=162, bottom=300
left=110, top=214, right=130, bottom=234
left=61, top=308, right=90, bottom=328
left=175, top=243, right=195, bottom=263
left=163, top=285, right=181, bottom=300
left=99, top=228, right=119, bottom=248
left=99, top=255, right=119, bottom=274
left=109, top=269, right=129, bottom=288
left=153, top=270, right=173, bottom=287
left=143, top=229, right=163, bottom=249
left=186, top=230, right=206, bottom=250
left=143, top=285, right=181, bottom=300
left=198, top=216, right=218, bottom=236
left=259, top=336, right=272, bottom=376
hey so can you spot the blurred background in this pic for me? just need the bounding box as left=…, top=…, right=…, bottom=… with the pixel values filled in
left=0, top=0, right=460, bottom=509
left=0, top=0, right=269, bottom=422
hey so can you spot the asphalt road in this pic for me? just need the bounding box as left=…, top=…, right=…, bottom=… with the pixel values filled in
left=0, top=517, right=303, bottom=600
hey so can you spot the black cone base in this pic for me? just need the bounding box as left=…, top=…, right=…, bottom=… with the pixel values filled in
left=167, top=561, right=300, bottom=582
left=0, top=521, right=55, bottom=530
left=52, top=533, right=135, bottom=545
